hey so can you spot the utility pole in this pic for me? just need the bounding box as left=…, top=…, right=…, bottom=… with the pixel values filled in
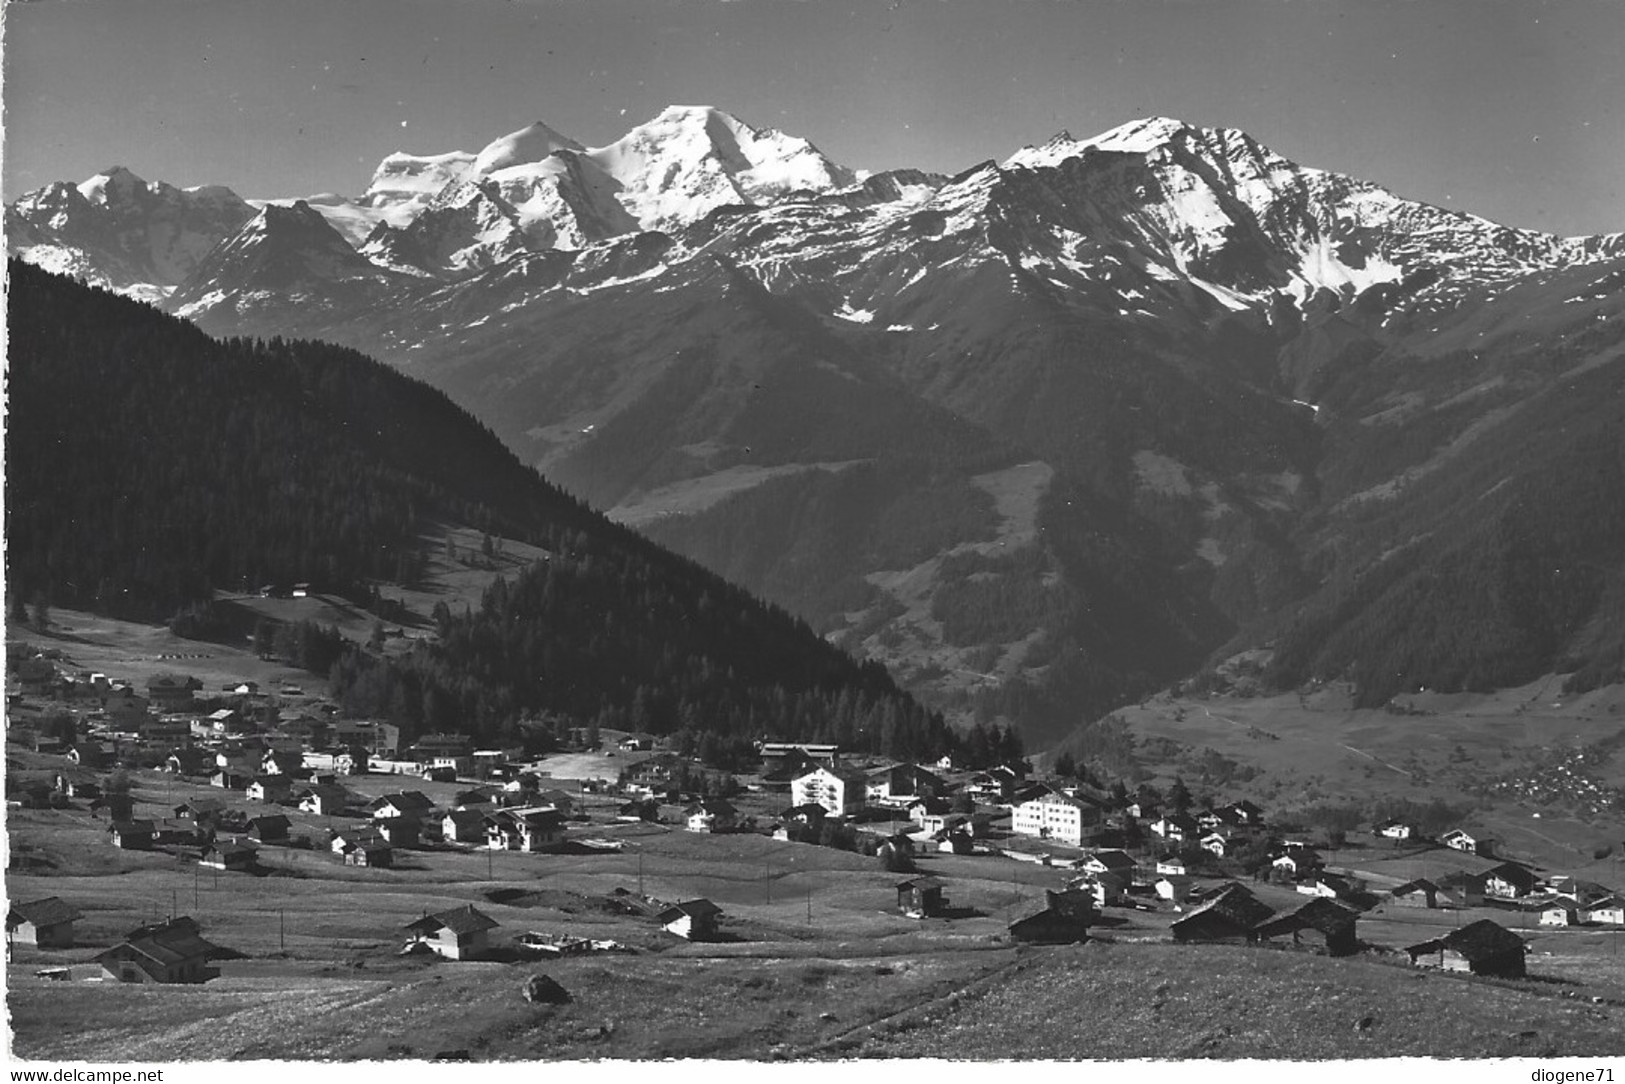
left=280, top=910, right=285, bottom=953
left=638, top=850, right=645, bottom=897
left=806, top=889, right=812, bottom=926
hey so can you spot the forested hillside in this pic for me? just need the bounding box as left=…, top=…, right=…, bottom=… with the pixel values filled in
left=4, top=260, right=982, bottom=759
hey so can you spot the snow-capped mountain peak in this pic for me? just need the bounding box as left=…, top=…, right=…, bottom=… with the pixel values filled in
left=472, top=120, right=585, bottom=175
left=77, top=165, right=150, bottom=205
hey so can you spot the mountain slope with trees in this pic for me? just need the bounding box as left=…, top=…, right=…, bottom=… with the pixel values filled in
left=5, top=260, right=994, bottom=760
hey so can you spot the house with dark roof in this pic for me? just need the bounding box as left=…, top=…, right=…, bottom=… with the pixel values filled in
left=1081, top=849, right=1137, bottom=878
left=1583, top=896, right=1625, bottom=926
left=1252, top=897, right=1360, bottom=956
left=1171, top=883, right=1274, bottom=943
left=375, top=817, right=422, bottom=847
left=199, top=840, right=257, bottom=871
left=7, top=897, right=83, bottom=948
left=145, top=673, right=199, bottom=711
left=246, top=814, right=291, bottom=842
left=1386, top=878, right=1442, bottom=908
left=1009, top=889, right=1096, bottom=945
left=896, top=876, right=948, bottom=918
left=297, top=784, right=353, bottom=817
left=685, top=798, right=739, bottom=833
left=657, top=899, right=723, bottom=941
left=1485, top=862, right=1540, bottom=899
left=369, top=791, right=435, bottom=819
left=1405, top=919, right=1526, bottom=978
left=486, top=808, right=566, bottom=852
left=403, top=905, right=499, bottom=960
left=95, top=917, right=221, bottom=984
left=442, top=808, right=488, bottom=844
left=108, top=820, right=156, bottom=849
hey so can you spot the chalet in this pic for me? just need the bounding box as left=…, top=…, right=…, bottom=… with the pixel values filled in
left=1583, top=897, right=1625, bottom=925
left=403, top=905, right=499, bottom=960
left=260, top=749, right=303, bottom=776
left=1199, top=832, right=1231, bottom=858
left=1155, top=875, right=1194, bottom=903
left=246, top=814, right=291, bottom=842
left=1253, top=897, right=1360, bottom=956
left=95, top=918, right=220, bottom=984
left=245, top=776, right=294, bottom=803
left=297, top=784, right=353, bottom=816
left=144, top=674, right=198, bottom=711
left=1442, top=829, right=1494, bottom=856
left=937, top=829, right=976, bottom=855
left=108, top=820, right=156, bottom=849
left=1155, top=856, right=1189, bottom=877
left=907, top=796, right=954, bottom=824
left=1071, top=870, right=1132, bottom=909
left=1082, top=849, right=1137, bottom=879
left=791, top=766, right=868, bottom=816
left=866, top=763, right=947, bottom=805
left=685, top=798, right=739, bottom=833
left=375, top=817, right=421, bottom=847
left=1437, top=870, right=1488, bottom=908
left=618, top=735, right=653, bottom=752
left=487, top=808, right=566, bottom=852
left=967, top=767, right=1019, bottom=803
left=1548, top=878, right=1616, bottom=908
left=199, top=840, right=257, bottom=871
left=1171, top=883, right=1273, bottom=944
left=344, top=840, right=393, bottom=867
left=412, top=733, right=472, bottom=762
left=369, top=791, right=435, bottom=820
left=1485, top=863, right=1539, bottom=899
left=1389, top=879, right=1443, bottom=909
left=7, top=897, right=82, bottom=948
left=330, top=826, right=387, bottom=854
left=1405, top=919, right=1526, bottom=978
left=205, top=709, right=247, bottom=736
left=657, top=899, right=722, bottom=941
left=1221, top=800, right=1265, bottom=826
left=211, top=770, right=251, bottom=791
left=896, top=876, right=947, bottom=918
left=1008, top=888, right=1096, bottom=944
left=1012, top=792, right=1103, bottom=848
left=453, top=787, right=499, bottom=809
left=443, top=809, right=488, bottom=844
left=1149, top=813, right=1199, bottom=843
left=1271, top=848, right=1324, bottom=876
left=1540, top=903, right=1579, bottom=927
left=1376, top=820, right=1417, bottom=841
left=173, top=797, right=225, bottom=822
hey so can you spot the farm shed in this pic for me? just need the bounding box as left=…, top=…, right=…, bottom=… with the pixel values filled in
left=1404, top=919, right=1526, bottom=978
left=1252, top=897, right=1360, bottom=956
left=657, top=899, right=723, bottom=941
left=1171, top=883, right=1273, bottom=944
left=895, top=876, right=947, bottom=918
left=7, top=897, right=82, bottom=948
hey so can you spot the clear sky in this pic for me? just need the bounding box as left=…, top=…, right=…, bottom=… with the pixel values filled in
left=3, top=0, right=1621, bottom=237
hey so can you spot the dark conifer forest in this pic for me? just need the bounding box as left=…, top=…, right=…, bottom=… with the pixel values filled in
left=5, top=260, right=995, bottom=760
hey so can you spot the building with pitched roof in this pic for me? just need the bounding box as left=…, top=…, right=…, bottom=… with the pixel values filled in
left=403, top=905, right=499, bottom=960
left=7, top=897, right=82, bottom=948
left=1171, top=883, right=1274, bottom=944
left=657, top=899, right=723, bottom=941
left=95, top=917, right=221, bottom=984
left=1405, top=919, right=1527, bottom=978
left=1252, top=897, right=1360, bottom=956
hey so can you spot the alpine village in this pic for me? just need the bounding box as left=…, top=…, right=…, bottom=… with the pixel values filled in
left=6, top=101, right=1625, bottom=1063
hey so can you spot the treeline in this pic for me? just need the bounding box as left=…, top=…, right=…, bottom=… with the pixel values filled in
left=324, top=555, right=963, bottom=759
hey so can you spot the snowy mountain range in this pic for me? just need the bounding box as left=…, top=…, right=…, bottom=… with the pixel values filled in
left=10, top=107, right=1624, bottom=736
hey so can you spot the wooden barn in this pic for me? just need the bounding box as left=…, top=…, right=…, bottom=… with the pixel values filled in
left=1404, top=919, right=1527, bottom=978
left=7, top=897, right=82, bottom=948
left=1171, top=883, right=1273, bottom=944
left=1252, top=897, right=1360, bottom=956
